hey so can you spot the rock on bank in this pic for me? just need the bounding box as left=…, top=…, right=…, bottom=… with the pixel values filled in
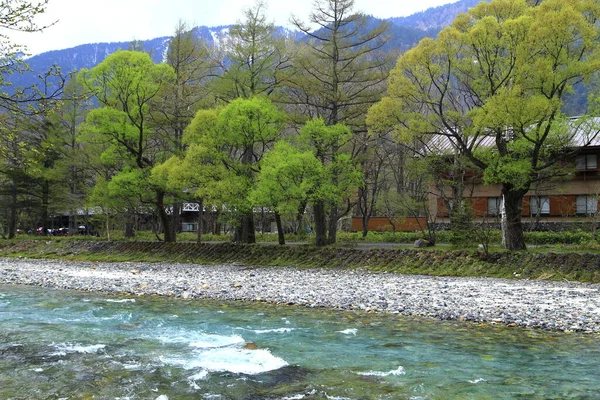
left=1, top=258, right=599, bottom=333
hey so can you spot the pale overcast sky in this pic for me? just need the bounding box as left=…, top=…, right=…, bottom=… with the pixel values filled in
left=9, top=0, right=458, bottom=56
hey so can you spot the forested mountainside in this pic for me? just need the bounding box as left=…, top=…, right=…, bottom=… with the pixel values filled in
left=388, top=0, right=487, bottom=30
left=7, top=0, right=485, bottom=91
left=8, top=25, right=234, bottom=90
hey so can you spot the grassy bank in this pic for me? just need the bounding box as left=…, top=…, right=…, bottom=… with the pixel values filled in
left=1, top=239, right=600, bottom=283
left=21, top=228, right=600, bottom=248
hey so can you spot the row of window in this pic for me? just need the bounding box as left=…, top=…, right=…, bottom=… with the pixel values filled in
left=487, top=195, right=598, bottom=216
left=576, top=154, right=598, bottom=171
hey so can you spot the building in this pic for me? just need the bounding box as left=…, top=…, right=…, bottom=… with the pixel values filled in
left=429, top=119, right=600, bottom=225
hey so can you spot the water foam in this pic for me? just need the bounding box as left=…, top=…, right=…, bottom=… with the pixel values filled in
left=163, top=347, right=288, bottom=375
left=106, top=299, right=136, bottom=303
left=187, top=370, right=209, bottom=389
left=469, top=378, right=486, bottom=384
left=337, top=329, right=357, bottom=335
left=50, top=343, right=106, bottom=356
left=196, top=347, right=288, bottom=374
left=356, top=366, right=406, bottom=377
left=189, top=334, right=245, bottom=349
left=155, top=330, right=243, bottom=348
left=253, top=328, right=295, bottom=334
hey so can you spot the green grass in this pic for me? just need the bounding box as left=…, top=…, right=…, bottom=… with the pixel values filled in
left=16, top=228, right=600, bottom=247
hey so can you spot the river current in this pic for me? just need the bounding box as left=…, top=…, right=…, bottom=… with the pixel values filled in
left=1, top=284, right=599, bottom=399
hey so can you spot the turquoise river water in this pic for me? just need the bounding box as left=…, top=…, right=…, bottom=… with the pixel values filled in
left=1, top=283, right=599, bottom=399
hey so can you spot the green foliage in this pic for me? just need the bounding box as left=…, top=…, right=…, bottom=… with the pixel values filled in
left=523, top=230, right=594, bottom=246
left=299, top=118, right=363, bottom=203
left=371, top=0, right=600, bottom=250
left=79, top=51, right=175, bottom=122
left=214, top=1, right=291, bottom=100
left=449, top=203, right=475, bottom=248
left=216, top=97, right=285, bottom=152
left=250, top=141, right=322, bottom=215
left=78, top=51, right=177, bottom=226
left=157, top=96, right=285, bottom=226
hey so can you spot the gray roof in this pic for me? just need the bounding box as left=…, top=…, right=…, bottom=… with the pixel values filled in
left=420, top=117, right=600, bottom=155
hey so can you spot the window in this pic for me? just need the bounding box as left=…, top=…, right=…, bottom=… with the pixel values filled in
left=576, top=195, right=598, bottom=215
left=576, top=154, right=597, bottom=171
left=487, top=197, right=503, bottom=216
left=530, top=196, right=550, bottom=216
left=181, top=223, right=197, bottom=232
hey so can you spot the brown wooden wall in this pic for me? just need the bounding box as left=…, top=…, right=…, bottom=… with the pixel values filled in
left=434, top=195, right=591, bottom=218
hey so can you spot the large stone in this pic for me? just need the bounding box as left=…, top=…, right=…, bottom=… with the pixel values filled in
left=414, top=239, right=430, bottom=248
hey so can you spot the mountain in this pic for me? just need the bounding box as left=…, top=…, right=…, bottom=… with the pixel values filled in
left=5, top=0, right=488, bottom=93
left=7, top=25, right=237, bottom=91
left=388, top=0, right=489, bottom=30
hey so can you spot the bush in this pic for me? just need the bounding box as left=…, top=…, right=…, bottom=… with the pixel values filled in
left=524, top=230, right=593, bottom=245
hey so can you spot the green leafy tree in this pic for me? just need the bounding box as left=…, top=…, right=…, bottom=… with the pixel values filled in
left=0, top=115, right=37, bottom=237
left=159, top=96, right=285, bottom=243
left=288, top=0, right=390, bottom=243
left=213, top=0, right=292, bottom=101
left=370, top=0, right=600, bottom=250
left=151, top=21, right=216, bottom=239
left=47, top=78, right=94, bottom=232
left=250, top=141, right=323, bottom=244
left=78, top=50, right=176, bottom=241
left=251, top=118, right=363, bottom=246
left=299, top=118, right=363, bottom=245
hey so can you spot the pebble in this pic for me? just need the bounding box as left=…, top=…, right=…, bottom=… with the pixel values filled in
left=1, top=258, right=600, bottom=333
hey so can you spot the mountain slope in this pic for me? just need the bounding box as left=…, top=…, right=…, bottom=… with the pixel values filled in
left=3, top=1, right=490, bottom=94
left=388, top=0, right=489, bottom=30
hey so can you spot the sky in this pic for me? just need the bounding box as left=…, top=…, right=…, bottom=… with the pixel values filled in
left=8, top=0, right=458, bottom=56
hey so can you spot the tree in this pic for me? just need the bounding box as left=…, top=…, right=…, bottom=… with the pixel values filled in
left=262, top=118, right=362, bottom=246
left=0, top=115, right=37, bottom=237
left=0, top=1, right=70, bottom=236
left=250, top=140, right=323, bottom=244
left=48, top=77, right=94, bottom=233
left=212, top=0, right=292, bottom=101
left=289, top=0, right=389, bottom=128
left=288, top=0, right=390, bottom=244
left=78, top=50, right=176, bottom=241
left=151, top=21, right=216, bottom=239
left=370, top=0, right=600, bottom=250
left=0, top=0, right=66, bottom=112
left=162, top=96, right=285, bottom=243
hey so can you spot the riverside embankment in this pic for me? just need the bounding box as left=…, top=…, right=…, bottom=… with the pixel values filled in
left=1, top=240, right=599, bottom=333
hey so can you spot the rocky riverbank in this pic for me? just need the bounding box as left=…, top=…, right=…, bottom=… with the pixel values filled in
left=1, top=257, right=599, bottom=333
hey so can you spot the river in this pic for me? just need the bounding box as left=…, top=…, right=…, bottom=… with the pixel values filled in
left=1, top=284, right=599, bottom=399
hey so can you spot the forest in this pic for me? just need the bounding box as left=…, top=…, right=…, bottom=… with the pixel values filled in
left=1, top=0, right=600, bottom=251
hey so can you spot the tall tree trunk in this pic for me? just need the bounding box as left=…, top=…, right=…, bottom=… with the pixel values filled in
left=7, top=180, right=17, bottom=239
left=501, top=185, right=527, bottom=251
left=234, top=212, right=256, bottom=244
left=156, top=190, right=175, bottom=243
left=327, top=205, right=338, bottom=245
left=313, top=201, right=328, bottom=246
left=295, top=200, right=307, bottom=234
left=275, top=211, right=285, bottom=245
left=170, top=202, right=181, bottom=241
left=361, top=214, right=369, bottom=238
left=357, top=187, right=373, bottom=238
left=196, top=199, right=203, bottom=244
left=124, top=212, right=135, bottom=238
left=40, top=179, right=50, bottom=236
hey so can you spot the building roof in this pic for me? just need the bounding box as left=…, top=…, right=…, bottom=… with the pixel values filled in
left=421, top=117, right=600, bottom=155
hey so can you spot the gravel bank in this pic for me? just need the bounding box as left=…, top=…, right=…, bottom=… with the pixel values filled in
left=1, top=258, right=600, bottom=333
